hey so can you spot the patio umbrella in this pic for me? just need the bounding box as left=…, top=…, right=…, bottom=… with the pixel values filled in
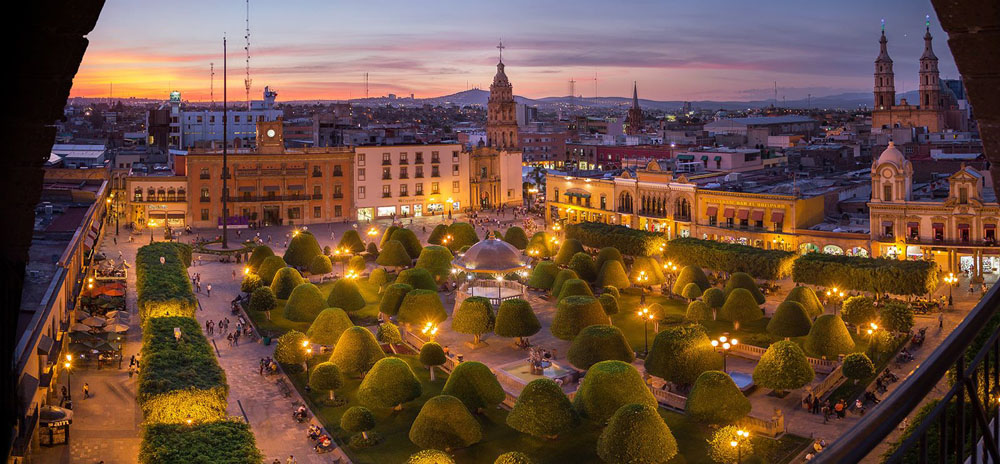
left=92, top=341, right=116, bottom=352
left=68, top=342, right=92, bottom=354
left=105, top=310, right=127, bottom=319
left=70, top=323, right=94, bottom=332
left=104, top=323, right=130, bottom=333
left=102, top=289, right=125, bottom=297
left=81, top=316, right=106, bottom=327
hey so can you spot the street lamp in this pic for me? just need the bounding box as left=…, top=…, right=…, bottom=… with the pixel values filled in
left=421, top=322, right=439, bottom=341
left=711, top=335, right=738, bottom=373
left=302, top=339, right=312, bottom=375
left=731, top=429, right=749, bottom=464
left=944, top=273, right=957, bottom=307
left=63, top=354, right=73, bottom=401
left=636, top=270, right=649, bottom=305
left=825, top=287, right=846, bottom=313
left=147, top=219, right=156, bottom=243
left=637, top=307, right=656, bottom=356
left=366, top=227, right=378, bottom=244
left=663, top=261, right=678, bottom=295
left=496, top=275, right=504, bottom=303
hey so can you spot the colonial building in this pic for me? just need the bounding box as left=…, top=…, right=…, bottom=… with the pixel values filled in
left=471, top=42, right=524, bottom=209
left=184, top=121, right=353, bottom=227
left=146, top=87, right=283, bottom=150
left=353, top=144, right=468, bottom=221
left=125, top=172, right=188, bottom=229
left=624, top=82, right=644, bottom=135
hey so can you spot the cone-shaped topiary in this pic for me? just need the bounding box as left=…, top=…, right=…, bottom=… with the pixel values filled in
left=503, top=226, right=529, bottom=249
left=767, top=301, right=812, bottom=338
left=598, top=293, right=620, bottom=316
left=752, top=339, right=815, bottom=393
left=494, top=451, right=533, bottom=464
left=326, top=278, right=366, bottom=312
left=557, top=278, right=594, bottom=301
left=406, top=450, right=455, bottom=464
left=445, top=222, right=479, bottom=252
left=573, top=360, right=657, bottom=423
left=644, top=325, right=723, bottom=387
left=338, top=229, right=366, bottom=254
left=554, top=238, right=585, bottom=266
left=309, top=255, right=333, bottom=275
left=506, top=378, right=579, bottom=438
left=568, top=252, right=597, bottom=282
left=368, top=268, right=389, bottom=290
left=550, top=295, right=610, bottom=341
left=598, top=403, right=678, bottom=464
left=376, top=239, right=412, bottom=268
left=702, top=287, right=726, bottom=309
left=419, top=341, right=447, bottom=381
left=629, top=256, right=666, bottom=286
left=596, top=260, right=630, bottom=289
left=240, top=273, right=264, bottom=294
left=719, top=288, right=764, bottom=329
left=366, top=241, right=379, bottom=257
left=451, top=296, right=495, bottom=345
left=602, top=285, right=621, bottom=299
left=427, top=224, right=448, bottom=245
left=685, top=300, right=713, bottom=322
left=348, top=255, right=366, bottom=274
left=309, top=362, right=344, bottom=401
left=379, top=283, right=413, bottom=317
left=527, top=261, right=560, bottom=289
left=340, top=406, right=375, bottom=439
left=786, top=285, right=824, bottom=319
left=550, top=269, right=580, bottom=298
left=494, top=298, right=541, bottom=345
left=397, top=289, right=448, bottom=325
left=274, top=330, right=308, bottom=366
left=681, top=282, right=703, bottom=300
left=248, top=245, right=274, bottom=272
left=724, top=272, right=765, bottom=304
left=672, top=265, right=711, bottom=294
left=329, top=326, right=385, bottom=376
left=378, top=225, right=400, bottom=249
left=804, top=314, right=855, bottom=359
left=442, top=360, right=505, bottom=412
left=567, top=325, right=635, bottom=370
left=842, top=352, right=876, bottom=381
left=257, top=255, right=287, bottom=284
left=390, top=228, right=423, bottom=260
left=842, top=295, right=877, bottom=328
left=526, top=232, right=553, bottom=258
left=283, top=231, right=323, bottom=268
left=415, top=245, right=454, bottom=282
left=270, top=267, right=305, bottom=299
left=359, top=357, right=422, bottom=410
left=376, top=322, right=402, bottom=350
left=594, top=247, right=624, bottom=275
left=248, top=286, right=276, bottom=313
left=397, top=267, right=437, bottom=291
left=284, top=283, right=327, bottom=322
left=307, top=307, right=353, bottom=345
left=685, top=370, right=751, bottom=424
left=409, top=395, right=482, bottom=451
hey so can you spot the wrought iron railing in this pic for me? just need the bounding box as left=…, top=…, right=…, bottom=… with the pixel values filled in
left=815, top=283, right=1000, bottom=463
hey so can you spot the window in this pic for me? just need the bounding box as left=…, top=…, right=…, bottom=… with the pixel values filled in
left=287, top=207, right=301, bottom=220
left=415, top=183, right=424, bottom=196
left=883, top=184, right=893, bottom=202
left=400, top=152, right=408, bottom=164
left=600, top=194, right=607, bottom=210
left=200, top=187, right=210, bottom=199
left=431, top=182, right=440, bottom=194
left=358, top=168, right=366, bottom=181
left=134, top=187, right=142, bottom=201
left=382, top=152, right=391, bottom=165
left=178, top=189, right=186, bottom=201
left=234, top=115, right=241, bottom=123
left=333, top=165, right=343, bottom=177
left=382, top=185, right=391, bottom=198
left=553, top=188, right=559, bottom=201
left=452, top=181, right=460, bottom=193
left=357, top=154, right=365, bottom=166
left=431, top=151, right=440, bottom=163
left=415, top=152, right=424, bottom=164
left=431, top=166, right=440, bottom=177
left=960, top=187, right=969, bottom=204
left=452, top=165, right=460, bottom=175
left=313, top=206, right=322, bottom=218
left=334, top=205, right=342, bottom=217
left=200, top=168, right=210, bottom=179
left=382, top=168, right=392, bottom=180
left=358, top=186, right=366, bottom=199
left=709, top=215, right=717, bottom=226
left=415, top=166, right=424, bottom=178
left=201, top=209, right=209, bottom=220
left=400, top=167, right=408, bottom=179
left=400, top=184, right=408, bottom=197
left=313, top=185, right=322, bottom=198
left=312, top=166, right=322, bottom=177
left=726, top=217, right=734, bottom=228
left=334, top=184, right=343, bottom=198
left=452, top=151, right=459, bottom=161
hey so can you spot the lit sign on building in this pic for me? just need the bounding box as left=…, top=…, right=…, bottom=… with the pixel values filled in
left=169, top=91, right=181, bottom=102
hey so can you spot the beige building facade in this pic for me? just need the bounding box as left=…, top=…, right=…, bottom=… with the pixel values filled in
left=353, top=144, right=468, bottom=221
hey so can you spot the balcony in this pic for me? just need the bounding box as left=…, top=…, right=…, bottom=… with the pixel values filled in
left=400, top=192, right=409, bottom=197
left=199, top=174, right=210, bottom=180
left=382, top=174, right=392, bottom=180
left=261, top=168, right=283, bottom=176
left=312, top=171, right=323, bottom=178
left=415, top=173, right=424, bottom=178
left=415, top=157, right=424, bottom=164
left=284, top=169, right=307, bottom=176
left=312, top=194, right=322, bottom=200
left=333, top=193, right=343, bottom=199
left=399, top=174, right=409, bottom=179
left=236, top=168, right=259, bottom=177
left=382, top=193, right=392, bottom=198
left=333, top=170, right=343, bottom=177
left=431, top=157, right=441, bottom=164
left=200, top=197, right=210, bottom=203
left=382, top=159, right=392, bottom=166
left=415, top=191, right=424, bottom=196
left=399, top=159, right=409, bottom=165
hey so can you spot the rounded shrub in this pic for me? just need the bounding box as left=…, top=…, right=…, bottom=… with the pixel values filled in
left=526, top=232, right=553, bottom=258
left=409, top=395, right=482, bottom=451
left=842, top=296, right=877, bottom=327
left=550, top=295, right=609, bottom=341
left=368, top=267, right=389, bottom=290
left=495, top=451, right=533, bottom=464
left=804, top=314, right=855, bottom=359
left=309, top=255, right=333, bottom=275
left=506, top=378, right=579, bottom=438
left=685, top=300, right=713, bottom=322
left=340, top=406, right=375, bottom=437
left=598, top=293, right=620, bottom=316
left=419, top=341, right=447, bottom=381
left=240, top=273, right=263, bottom=294
left=329, top=326, right=385, bottom=376
left=702, top=287, right=726, bottom=309
left=415, top=245, right=454, bottom=282
left=397, top=289, right=448, bottom=325
left=284, top=282, right=327, bottom=322
left=568, top=252, right=597, bottom=282
left=309, top=362, right=344, bottom=401
left=445, top=222, right=480, bottom=251
left=767, top=301, right=812, bottom=338
left=596, top=260, right=631, bottom=289
left=672, top=265, right=711, bottom=294
left=270, top=267, right=305, bottom=299
left=554, top=238, right=585, bottom=266
left=359, top=357, right=422, bottom=409
left=685, top=370, right=751, bottom=424
left=602, top=285, right=621, bottom=298
left=366, top=241, right=379, bottom=257
left=257, top=255, right=287, bottom=284
left=843, top=352, right=876, bottom=381
left=557, top=278, right=594, bottom=301
left=307, top=307, right=353, bottom=345
left=274, top=330, right=309, bottom=366
left=752, top=340, right=815, bottom=393
left=397, top=267, right=438, bottom=291
left=879, top=300, right=915, bottom=333
left=427, top=224, right=449, bottom=245
left=719, top=288, right=764, bottom=328
left=567, top=325, right=635, bottom=370
left=573, top=360, right=657, bottom=423
left=376, top=321, right=402, bottom=347
left=527, top=261, right=560, bottom=289
left=379, top=283, right=413, bottom=317
left=378, top=225, right=400, bottom=249
left=503, top=226, right=529, bottom=249
left=594, top=247, right=624, bottom=275
left=442, top=361, right=505, bottom=412
left=786, top=285, right=824, bottom=318
left=724, top=272, right=766, bottom=304
left=283, top=231, right=323, bottom=268
left=681, top=282, right=703, bottom=300
left=494, top=298, right=541, bottom=344
left=248, top=245, right=274, bottom=272
left=629, top=256, right=666, bottom=286
left=248, top=286, right=276, bottom=313
left=407, top=449, right=454, bottom=464
left=451, top=296, right=495, bottom=345
left=348, top=255, right=366, bottom=274
left=550, top=269, right=580, bottom=298
left=376, top=239, right=412, bottom=268
left=326, top=278, right=366, bottom=312
left=390, top=228, right=423, bottom=260
left=338, top=229, right=366, bottom=254
left=644, top=325, right=722, bottom=387
left=597, top=403, right=678, bottom=464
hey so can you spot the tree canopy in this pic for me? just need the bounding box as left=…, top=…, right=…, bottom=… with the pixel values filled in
left=527, top=261, right=560, bottom=289
left=804, top=315, right=855, bottom=359
left=397, top=289, right=448, bottom=325
left=494, top=298, right=541, bottom=343
left=329, top=326, right=385, bottom=376
left=785, top=285, right=825, bottom=318
left=566, top=325, right=635, bottom=370
left=506, top=378, right=579, bottom=438
left=554, top=238, right=585, bottom=266
left=766, top=301, right=812, bottom=339
left=596, top=260, right=631, bottom=289
left=792, top=253, right=939, bottom=296
left=326, top=278, right=366, bottom=312
left=283, top=283, right=326, bottom=322
left=306, top=308, right=353, bottom=346
left=358, top=357, right=422, bottom=409
left=415, top=245, right=454, bottom=282
left=283, top=231, right=323, bottom=268
left=550, top=295, right=609, bottom=341
left=376, top=239, right=412, bottom=268
left=503, top=227, right=529, bottom=249
left=441, top=361, right=505, bottom=412
left=752, top=340, right=815, bottom=393
left=644, top=324, right=722, bottom=387
left=338, top=229, right=366, bottom=254
left=572, top=360, right=657, bottom=423
left=409, top=395, right=482, bottom=451
left=673, top=265, right=711, bottom=294
left=397, top=268, right=438, bottom=291
left=568, top=252, right=597, bottom=282
left=685, top=370, right=751, bottom=424
left=257, top=255, right=288, bottom=284
left=451, top=296, right=495, bottom=344
left=597, top=403, right=678, bottom=464
left=380, top=283, right=413, bottom=317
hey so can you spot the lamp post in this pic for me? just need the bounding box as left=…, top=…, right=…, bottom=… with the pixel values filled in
left=825, top=287, right=845, bottom=314
left=731, top=429, right=749, bottom=464
left=148, top=219, right=155, bottom=244
left=63, top=354, right=73, bottom=401
left=302, top=339, right=312, bottom=377
left=711, top=335, right=738, bottom=373
left=495, top=275, right=504, bottom=305
left=637, top=306, right=655, bottom=356
left=421, top=322, right=439, bottom=342
left=366, top=227, right=378, bottom=246
left=663, top=261, right=678, bottom=295
left=867, top=322, right=878, bottom=343
left=944, top=273, right=957, bottom=307
left=637, top=270, right=649, bottom=305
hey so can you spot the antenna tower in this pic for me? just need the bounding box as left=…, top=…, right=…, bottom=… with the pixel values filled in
left=244, top=0, right=252, bottom=111
left=365, top=73, right=369, bottom=99
left=210, top=63, right=215, bottom=107
left=593, top=72, right=598, bottom=100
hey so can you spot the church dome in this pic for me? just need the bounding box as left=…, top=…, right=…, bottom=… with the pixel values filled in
left=451, top=238, right=526, bottom=274
left=877, top=141, right=905, bottom=167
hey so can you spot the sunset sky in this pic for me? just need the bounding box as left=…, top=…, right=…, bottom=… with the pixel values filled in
left=73, top=0, right=958, bottom=102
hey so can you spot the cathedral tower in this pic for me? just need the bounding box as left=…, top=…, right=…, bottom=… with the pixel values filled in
left=624, top=82, right=644, bottom=135
left=918, top=16, right=941, bottom=110
left=486, top=41, right=518, bottom=150
left=874, top=21, right=896, bottom=110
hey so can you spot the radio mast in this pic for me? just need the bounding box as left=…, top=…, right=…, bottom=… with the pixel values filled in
left=244, top=0, right=252, bottom=111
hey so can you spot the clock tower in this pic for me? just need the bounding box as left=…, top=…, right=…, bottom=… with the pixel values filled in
left=255, top=119, right=284, bottom=153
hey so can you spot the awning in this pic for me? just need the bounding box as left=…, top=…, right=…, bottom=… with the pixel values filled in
left=238, top=186, right=255, bottom=192
left=714, top=156, right=723, bottom=161
left=751, top=210, right=764, bottom=222
left=167, top=213, right=184, bottom=219
left=706, top=206, right=718, bottom=216
left=907, top=222, right=919, bottom=228
left=723, top=208, right=735, bottom=218
left=958, top=223, right=970, bottom=230
left=678, top=155, right=694, bottom=161
left=263, top=186, right=280, bottom=192
left=771, top=210, right=785, bottom=223
left=701, top=155, right=709, bottom=161
left=933, top=222, right=944, bottom=228
left=287, top=185, right=305, bottom=191
left=737, top=209, right=749, bottom=220
left=882, top=221, right=893, bottom=227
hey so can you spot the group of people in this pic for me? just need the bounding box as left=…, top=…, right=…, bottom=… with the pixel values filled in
left=803, top=394, right=851, bottom=423
left=804, top=439, right=829, bottom=460
left=259, top=356, right=278, bottom=375
left=306, top=424, right=334, bottom=453
left=191, top=272, right=211, bottom=296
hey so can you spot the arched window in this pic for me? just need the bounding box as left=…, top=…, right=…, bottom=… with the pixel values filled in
left=177, top=188, right=186, bottom=201
left=147, top=188, right=155, bottom=199
left=167, top=189, right=176, bottom=201
left=134, top=187, right=142, bottom=201
left=157, top=189, right=166, bottom=201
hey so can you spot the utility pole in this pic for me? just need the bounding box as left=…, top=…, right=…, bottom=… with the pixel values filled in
left=222, top=36, right=229, bottom=249
left=244, top=0, right=252, bottom=111
left=210, top=63, right=215, bottom=108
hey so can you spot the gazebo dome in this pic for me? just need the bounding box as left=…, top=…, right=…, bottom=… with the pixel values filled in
left=451, top=238, right=527, bottom=274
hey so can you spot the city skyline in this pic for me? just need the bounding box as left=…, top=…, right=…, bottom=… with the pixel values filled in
left=73, top=0, right=957, bottom=102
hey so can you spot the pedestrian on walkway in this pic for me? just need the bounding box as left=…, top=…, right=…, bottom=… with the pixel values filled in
left=83, top=383, right=90, bottom=399
left=835, top=399, right=846, bottom=419
left=286, top=455, right=297, bottom=464
left=233, top=270, right=237, bottom=280
left=196, top=282, right=201, bottom=293
left=855, top=399, right=865, bottom=416
left=227, top=333, right=234, bottom=347
left=207, top=284, right=212, bottom=297
left=939, top=312, right=945, bottom=329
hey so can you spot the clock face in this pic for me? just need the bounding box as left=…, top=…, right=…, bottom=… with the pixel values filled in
left=266, top=129, right=276, bottom=138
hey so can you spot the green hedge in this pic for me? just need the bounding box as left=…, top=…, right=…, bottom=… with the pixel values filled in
left=565, top=222, right=665, bottom=257
left=283, top=230, right=323, bottom=268
left=140, top=420, right=262, bottom=464
left=792, top=253, right=939, bottom=296
left=136, top=243, right=197, bottom=320
left=664, top=237, right=795, bottom=281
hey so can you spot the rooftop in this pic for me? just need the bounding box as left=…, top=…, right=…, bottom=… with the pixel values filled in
left=707, top=115, right=817, bottom=126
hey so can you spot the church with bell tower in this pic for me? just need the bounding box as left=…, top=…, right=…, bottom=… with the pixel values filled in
left=469, top=40, right=523, bottom=210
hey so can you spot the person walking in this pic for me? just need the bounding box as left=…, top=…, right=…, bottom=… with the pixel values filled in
left=285, top=456, right=297, bottom=464
left=83, top=383, right=90, bottom=399
left=232, top=269, right=237, bottom=281
left=207, top=284, right=212, bottom=297
left=835, top=399, right=846, bottom=419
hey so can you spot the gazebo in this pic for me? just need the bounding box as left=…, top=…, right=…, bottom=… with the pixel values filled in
left=451, top=238, right=529, bottom=307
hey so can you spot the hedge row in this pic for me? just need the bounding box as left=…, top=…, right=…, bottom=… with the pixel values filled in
left=140, top=420, right=262, bottom=464
left=664, top=237, right=795, bottom=281
left=136, top=242, right=198, bottom=321
left=565, top=222, right=664, bottom=257
left=792, top=252, right=939, bottom=296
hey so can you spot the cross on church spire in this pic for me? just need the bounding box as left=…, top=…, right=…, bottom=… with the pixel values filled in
left=497, top=39, right=505, bottom=63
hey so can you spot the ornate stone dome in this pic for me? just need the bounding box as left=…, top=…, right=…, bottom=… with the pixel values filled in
left=877, top=141, right=905, bottom=167
left=451, top=238, right=527, bottom=274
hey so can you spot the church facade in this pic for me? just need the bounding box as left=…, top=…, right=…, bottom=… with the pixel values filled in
left=470, top=42, right=523, bottom=210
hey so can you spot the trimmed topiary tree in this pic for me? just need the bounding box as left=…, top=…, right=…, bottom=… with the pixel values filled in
left=284, top=231, right=323, bottom=268
left=843, top=352, right=876, bottom=382
left=702, top=287, right=726, bottom=309
left=573, top=360, right=657, bottom=423
left=506, top=378, right=579, bottom=439
left=804, top=314, right=855, bottom=359
left=879, top=300, right=915, bottom=333
left=427, top=224, right=449, bottom=245
left=550, top=269, right=580, bottom=298
left=495, top=451, right=533, bottom=464
left=397, top=289, right=448, bottom=325
left=550, top=295, right=610, bottom=341
left=629, top=256, right=667, bottom=286
left=672, top=265, right=711, bottom=294
left=309, top=255, right=334, bottom=275
left=248, top=245, right=274, bottom=272
left=596, top=260, right=630, bottom=289
left=452, top=296, right=495, bottom=345
left=567, top=325, right=635, bottom=370
left=240, top=273, right=263, bottom=294
left=527, top=261, right=560, bottom=289
left=719, top=288, right=764, bottom=330
left=376, top=239, right=412, bottom=269
left=407, top=450, right=454, bottom=464
left=724, top=272, right=766, bottom=304
left=283, top=283, right=326, bottom=322
left=376, top=322, right=402, bottom=354
left=329, top=326, right=385, bottom=377
left=358, top=357, right=422, bottom=410
left=379, top=283, right=413, bottom=318
left=340, top=406, right=375, bottom=440
left=602, top=285, right=620, bottom=299
left=338, top=229, right=366, bottom=254
left=597, top=403, right=678, bottom=464
left=248, top=286, right=276, bottom=314
left=326, top=278, right=366, bottom=312
left=554, top=238, right=585, bottom=266
left=309, top=362, right=344, bottom=402
left=503, top=226, right=529, bottom=250
left=708, top=425, right=755, bottom=464
left=379, top=225, right=400, bottom=250
left=348, top=255, right=366, bottom=274
left=257, top=255, right=287, bottom=284
left=494, top=298, right=541, bottom=346
left=442, top=361, right=505, bottom=413
left=681, top=282, right=703, bottom=300
left=526, top=232, right=553, bottom=258
left=368, top=267, right=389, bottom=290
left=366, top=241, right=379, bottom=257
left=270, top=267, right=305, bottom=299
left=409, top=395, right=482, bottom=451
left=598, top=293, right=620, bottom=316
left=842, top=295, right=877, bottom=330
left=644, top=325, right=723, bottom=388
left=786, top=285, right=824, bottom=318
left=415, top=245, right=454, bottom=282
left=397, top=268, right=438, bottom=291
left=307, top=307, right=353, bottom=346
left=274, top=330, right=309, bottom=369
left=767, top=301, right=812, bottom=339
left=685, top=300, right=713, bottom=322
left=419, top=341, right=447, bottom=381
left=594, top=247, right=624, bottom=275
left=557, top=278, right=594, bottom=301
left=390, top=228, right=423, bottom=260
left=445, top=222, right=479, bottom=252
left=685, top=370, right=751, bottom=424
left=752, top=340, right=815, bottom=394
left=568, top=252, right=597, bottom=282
